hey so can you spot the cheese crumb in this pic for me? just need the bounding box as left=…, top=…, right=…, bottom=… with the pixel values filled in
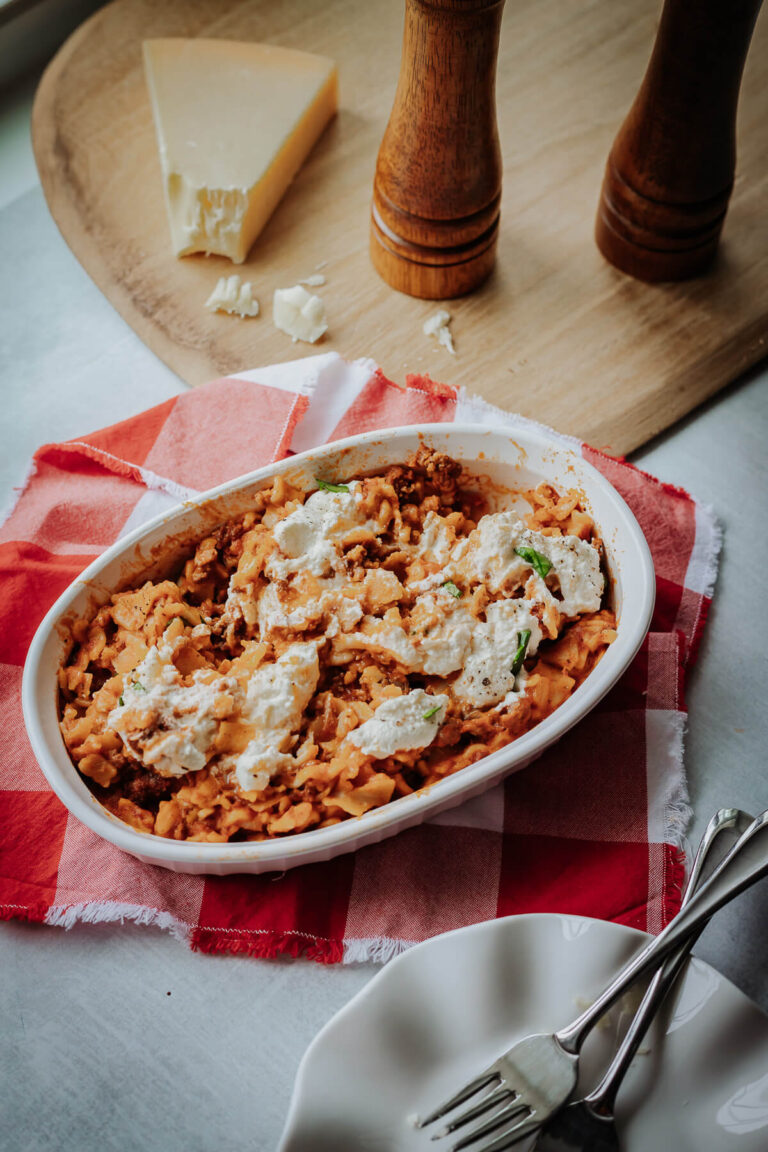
left=423, top=309, right=455, bottom=354
left=273, top=285, right=328, bottom=343
left=205, top=275, right=260, bottom=317
left=299, top=273, right=326, bottom=287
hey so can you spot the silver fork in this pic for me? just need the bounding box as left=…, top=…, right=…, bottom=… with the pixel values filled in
left=417, top=806, right=768, bottom=1151
left=527, top=806, right=753, bottom=1152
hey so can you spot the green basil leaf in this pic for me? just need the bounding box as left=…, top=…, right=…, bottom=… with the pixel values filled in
left=423, top=704, right=443, bottom=721
left=515, top=545, right=552, bottom=579
left=132, top=681, right=146, bottom=693
left=315, top=478, right=350, bottom=493
left=166, top=612, right=196, bottom=630
left=511, top=629, right=532, bottom=678
left=118, top=696, right=125, bottom=707
left=442, top=580, right=462, bottom=599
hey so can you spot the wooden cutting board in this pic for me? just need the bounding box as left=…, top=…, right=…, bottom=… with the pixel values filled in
left=32, top=0, right=768, bottom=455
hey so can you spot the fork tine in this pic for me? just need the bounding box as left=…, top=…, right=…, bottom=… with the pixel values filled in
left=417, top=1071, right=500, bottom=1128
left=470, top=1114, right=543, bottom=1152
left=431, top=1085, right=517, bottom=1137
left=450, top=1101, right=531, bottom=1151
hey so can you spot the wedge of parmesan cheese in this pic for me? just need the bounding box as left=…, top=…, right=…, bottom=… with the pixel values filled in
left=205, top=275, right=259, bottom=317
left=143, top=39, right=338, bottom=263
left=273, top=285, right=328, bottom=343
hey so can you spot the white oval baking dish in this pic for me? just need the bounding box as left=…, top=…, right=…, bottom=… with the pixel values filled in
left=22, top=424, right=655, bottom=875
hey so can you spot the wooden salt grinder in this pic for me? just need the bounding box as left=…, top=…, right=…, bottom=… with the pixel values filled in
left=596, top=0, right=763, bottom=282
left=370, top=0, right=505, bottom=299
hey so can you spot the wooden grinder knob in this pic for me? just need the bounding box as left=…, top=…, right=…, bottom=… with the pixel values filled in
left=371, top=0, right=505, bottom=299
left=596, top=0, right=763, bottom=282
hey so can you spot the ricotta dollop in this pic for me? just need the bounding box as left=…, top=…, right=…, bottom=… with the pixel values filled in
left=233, top=641, right=320, bottom=792
left=451, top=599, right=543, bottom=708
left=455, top=510, right=603, bottom=619
left=347, top=689, right=450, bottom=759
left=108, top=644, right=235, bottom=777
left=266, top=481, right=376, bottom=579
left=108, top=639, right=321, bottom=794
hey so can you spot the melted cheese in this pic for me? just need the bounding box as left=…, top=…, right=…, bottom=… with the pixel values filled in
left=108, top=638, right=321, bottom=794
left=266, top=482, right=375, bottom=579
left=261, top=580, right=362, bottom=636
left=454, top=511, right=604, bottom=620
left=409, top=589, right=476, bottom=677
left=108, top=645, right=235, bottom=777
left=413, top=511, right=463, bottom=567
left=234, top=642, right=320, bottom=791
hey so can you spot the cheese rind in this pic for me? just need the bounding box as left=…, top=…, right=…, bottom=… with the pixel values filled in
left=143, top=38, right=338, bottom=263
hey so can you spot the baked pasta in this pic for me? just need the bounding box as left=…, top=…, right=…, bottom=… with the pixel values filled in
left=58, top=448, right=617, bottom=842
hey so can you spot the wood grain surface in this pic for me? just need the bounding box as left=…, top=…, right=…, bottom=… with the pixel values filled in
left=31, top=0, right=768, bottom=455
left=371, top=0, right=504, bottom=299
left=596, top=0, right=764, bottom=282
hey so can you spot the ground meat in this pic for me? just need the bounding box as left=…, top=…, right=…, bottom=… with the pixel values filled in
left=213, top=517, right=251, bottom=569
left=385, top=447, right=465, bottom=507
left=413, top=445, right=463, bottom=486
left=120, top=770, right=179, bottom=810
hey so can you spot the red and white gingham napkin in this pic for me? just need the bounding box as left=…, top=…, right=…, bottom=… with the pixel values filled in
left=0, top=353, right=719, bottom=962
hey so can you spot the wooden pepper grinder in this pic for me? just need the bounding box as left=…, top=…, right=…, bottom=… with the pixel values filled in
left=370, top=0, right=505, bottom=299
left=596, top=0, right=763, bottom=282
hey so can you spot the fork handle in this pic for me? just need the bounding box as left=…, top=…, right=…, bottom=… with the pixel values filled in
left=584, top=807, right=750, bottom=1113
left=555, top=807, right=768, bottom=1055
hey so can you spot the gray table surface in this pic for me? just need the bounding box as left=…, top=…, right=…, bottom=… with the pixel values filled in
left=2, top=73, right=767, bottom=1152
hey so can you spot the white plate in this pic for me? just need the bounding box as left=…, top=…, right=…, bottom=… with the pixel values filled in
left=23, top=423, right=654, bottom=874
left=280, top=914, right=768, bottom=1151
